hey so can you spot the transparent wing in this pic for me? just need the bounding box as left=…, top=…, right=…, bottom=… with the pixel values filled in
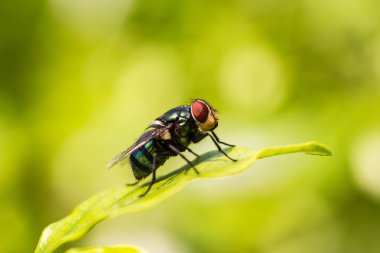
left=107, top=129, right=165, bottom=168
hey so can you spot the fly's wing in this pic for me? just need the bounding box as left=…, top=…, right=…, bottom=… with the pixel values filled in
left=107, top=128, right=165, bottom=168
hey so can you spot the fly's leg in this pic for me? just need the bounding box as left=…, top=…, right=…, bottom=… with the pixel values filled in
left=208, top=133, right=237, bottom=162
left=139, top=156, right=157, bottom=197
left=211, top=131, right=235, bottom=147
left=168, top=144, right=199, bottom=174
left=186, top=147, right=200, bottom=158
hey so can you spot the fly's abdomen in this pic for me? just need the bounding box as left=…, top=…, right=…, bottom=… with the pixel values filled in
left=129, top=140, right=167, bottom=180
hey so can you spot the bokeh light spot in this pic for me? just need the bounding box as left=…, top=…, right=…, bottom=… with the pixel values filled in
left=219, top=45, right=287, bottom=113
left=352, top=131, right=380, bottom=200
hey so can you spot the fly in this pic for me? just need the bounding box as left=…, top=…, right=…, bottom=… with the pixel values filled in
left=108, top=99, right=236, bottom=196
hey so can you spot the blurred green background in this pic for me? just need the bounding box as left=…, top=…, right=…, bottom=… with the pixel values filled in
left=1, top=0, right=380, bottom=252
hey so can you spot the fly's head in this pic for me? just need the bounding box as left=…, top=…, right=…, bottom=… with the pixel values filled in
left=190, top=99, right=218, bottom=132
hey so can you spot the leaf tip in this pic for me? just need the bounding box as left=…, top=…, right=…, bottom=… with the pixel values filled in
left=306, top=141, right=332, bottom=156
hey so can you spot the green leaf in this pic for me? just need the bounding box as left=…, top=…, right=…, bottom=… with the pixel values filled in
left=65, top=246, right=144, bottom=253
left=35, top=141, right=331, bottom=253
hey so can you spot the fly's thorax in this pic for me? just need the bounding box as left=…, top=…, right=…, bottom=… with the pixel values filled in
left=159, top=129, right=171, bottom=140
left=158, top=105, right=191, bottom=124
left=163, top=118, right=196, bottom=151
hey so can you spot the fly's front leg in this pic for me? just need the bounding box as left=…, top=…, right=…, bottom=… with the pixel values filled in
left=207, top=133, right=237, bottom=162
left=211, top=131, right=235, bottom=147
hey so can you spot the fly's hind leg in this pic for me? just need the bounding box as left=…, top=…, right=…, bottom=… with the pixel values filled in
left=139, top=156, right=157, bottom=197
left=168, top=144, right=199, bottom=174
left=126, top=181, right=139, bottom=186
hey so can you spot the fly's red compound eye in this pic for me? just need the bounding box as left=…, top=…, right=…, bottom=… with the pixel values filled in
left=191, top=100, right=209, bottom=123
